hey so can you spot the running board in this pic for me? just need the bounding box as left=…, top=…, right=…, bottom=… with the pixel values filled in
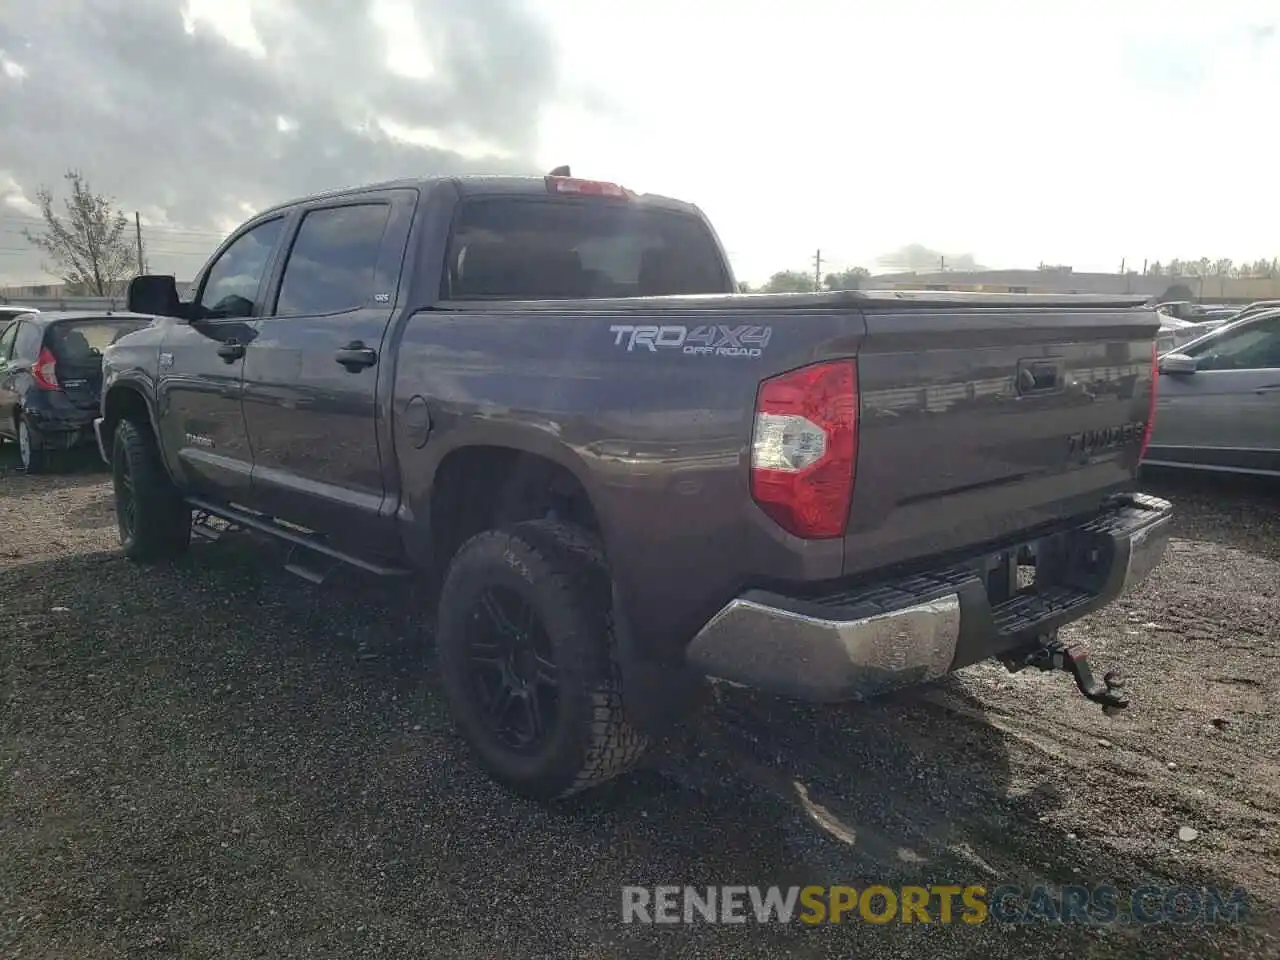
left=283, top=562, right=326, bottom=584
left=186, top=496, right=412, bottom=578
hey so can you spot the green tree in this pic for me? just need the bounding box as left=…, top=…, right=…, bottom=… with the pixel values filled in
left=1239, top=258, right=1276, bottom=278
left=1147, top=261, right=1164, bottom=277
left=22, top=170, right=136, bottom=296
left=761, top=270, right=817, bottom=293
left=823, top=266, right=870, bottom=290
left=736, top=280, right=753, bottom=293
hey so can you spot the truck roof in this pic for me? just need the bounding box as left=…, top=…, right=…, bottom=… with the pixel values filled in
left=258, top=175, right=704, bottom=220
left=20, top=310, right=156, bottom=326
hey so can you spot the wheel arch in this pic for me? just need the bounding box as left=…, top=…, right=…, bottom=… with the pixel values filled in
left=101, top=381, right=171, bottom=475
left=425, top=441, right=606, bottom=576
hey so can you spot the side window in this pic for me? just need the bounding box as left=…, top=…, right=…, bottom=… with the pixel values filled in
left=0, top=322, right=16, bottom=360
left=1187, top=317, right=1280, bottom=371
left=14, top=321, right=43, bottom=360
left=196, top=217, right=286, bottom=320
left=274, top=204, right=392, bottom=316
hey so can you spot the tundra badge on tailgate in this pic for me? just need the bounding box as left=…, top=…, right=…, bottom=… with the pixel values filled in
left=608, top=324, right=772, bottom=358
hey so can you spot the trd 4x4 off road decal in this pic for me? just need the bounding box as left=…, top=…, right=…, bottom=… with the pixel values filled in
left=608, top=324, right=773, bottom=358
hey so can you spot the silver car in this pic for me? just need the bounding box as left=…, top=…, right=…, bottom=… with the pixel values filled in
left=1144, top=308, right=1280, bottom=476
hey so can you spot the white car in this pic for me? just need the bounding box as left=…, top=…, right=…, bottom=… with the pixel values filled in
left=1157, top=314, right=1227, bottom=354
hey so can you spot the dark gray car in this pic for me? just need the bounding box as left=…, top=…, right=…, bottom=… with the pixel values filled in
left=0, top=311, right=151, bottom=471
left=95, top=172, right=1172, bottom=799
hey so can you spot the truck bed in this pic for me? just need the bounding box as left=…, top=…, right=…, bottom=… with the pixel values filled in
left=432, top=289, right=1155, bottom=312
left=394, top=291, right=1161, bottom=669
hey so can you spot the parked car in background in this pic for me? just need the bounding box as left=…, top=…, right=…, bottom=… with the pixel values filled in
left=0, top=311, right=153, bottom=472
left=0, top=305, right=40, bottom=324
left=1157, top=314, right=1228, bottom=353
left=1226, top=299, right=1280, bottom=324
left=1144, top=308, right=1280, bottom=477
left=1155, top=300, right=1198, bottom=321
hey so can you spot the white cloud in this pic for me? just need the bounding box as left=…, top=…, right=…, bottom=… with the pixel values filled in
left=371, top=0, right=436, bottom=80
left=184, top=0, right=265, bottom=57
left=532, top=0, right=1280, bottom=282
left=5, top=0, right=1275, bottom=288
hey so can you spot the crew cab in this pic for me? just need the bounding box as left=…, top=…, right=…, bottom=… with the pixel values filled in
left=97, top=171, right=1172, bottom=799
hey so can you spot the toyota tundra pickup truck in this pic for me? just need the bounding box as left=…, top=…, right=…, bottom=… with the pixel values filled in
left=97, top=170, right=1172, bottom=799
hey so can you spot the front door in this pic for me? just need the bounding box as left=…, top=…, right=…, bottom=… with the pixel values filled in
left=156, top=215, right=288, bottom=501
left=240, top=192, right=413, bottom=557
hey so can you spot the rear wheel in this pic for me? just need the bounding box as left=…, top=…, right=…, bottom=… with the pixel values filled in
left=435, top=519, right=648, bottom=799
left=16, top=415, right=49, bottom=474
left=111, top=418, right=191, bottom=562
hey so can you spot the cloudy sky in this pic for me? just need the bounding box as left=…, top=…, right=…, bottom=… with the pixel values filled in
left=1, top=0, right=1277, bottom=287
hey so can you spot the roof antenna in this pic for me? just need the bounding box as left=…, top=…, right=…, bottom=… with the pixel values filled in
left=548, top=165, right=571, bottom=177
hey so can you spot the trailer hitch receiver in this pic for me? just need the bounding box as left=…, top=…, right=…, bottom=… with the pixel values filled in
left=1003, top=633, right=1129, bottom=716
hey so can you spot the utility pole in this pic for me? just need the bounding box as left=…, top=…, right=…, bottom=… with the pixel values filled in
left=134, top=212, right=145, bottom=274
left=813, top=249, right=822, bottom=291
left=939, top=255, right=946, bottom=273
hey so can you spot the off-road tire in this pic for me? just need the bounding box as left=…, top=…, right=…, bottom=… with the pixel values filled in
left=435, top=518, right=648, bottom=799
left=112, top=417, right=191, bottom=562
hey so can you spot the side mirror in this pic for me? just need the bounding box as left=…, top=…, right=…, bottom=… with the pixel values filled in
left=1159, top=353, right=1197, bottom=375
left=127, top=274, right=182, bottom=317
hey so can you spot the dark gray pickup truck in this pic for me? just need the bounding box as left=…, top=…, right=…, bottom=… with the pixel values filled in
left=98, top=171, right=1172, bottom=798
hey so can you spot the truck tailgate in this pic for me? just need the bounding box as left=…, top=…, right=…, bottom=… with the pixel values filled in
left=844, top=301, right=1160, bottom=577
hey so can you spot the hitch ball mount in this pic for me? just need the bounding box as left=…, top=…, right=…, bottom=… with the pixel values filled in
left=1002, top=633, right=1129, bottom=716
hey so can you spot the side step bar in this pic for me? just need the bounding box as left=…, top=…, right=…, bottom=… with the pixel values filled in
left=186, top=496, right=412, bottom=579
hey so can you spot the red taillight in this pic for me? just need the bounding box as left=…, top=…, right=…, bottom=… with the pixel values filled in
left=545, top=176, right=629, bottom=198
left=750, top=360, right=858, bottom=539
left=1140, top=340, right=1158, bottom=459
left=32, top=347, right=60, bottom=391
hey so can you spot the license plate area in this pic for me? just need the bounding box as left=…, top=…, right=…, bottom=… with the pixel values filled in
left=974, top=527, right=1115, bottom=608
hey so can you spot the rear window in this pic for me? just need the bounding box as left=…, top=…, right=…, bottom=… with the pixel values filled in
left=443, top=198, right=731, bottom=300
left=47, top=319, right=149, bottom=365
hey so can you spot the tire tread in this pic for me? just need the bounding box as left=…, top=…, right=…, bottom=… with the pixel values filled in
left=439, top=518, right=648, bottom=798
left=113, top=418, right=190, bottom=562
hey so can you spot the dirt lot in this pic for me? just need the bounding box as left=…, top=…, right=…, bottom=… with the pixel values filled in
left=1, top=446, right=1277, bottom=959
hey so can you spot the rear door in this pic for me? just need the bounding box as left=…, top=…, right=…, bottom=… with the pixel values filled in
left=239, top=189, right=414, bottom=556
left=1149, top=313, right=1280, bottom=474
left=157, top=215, right=289, bottom=500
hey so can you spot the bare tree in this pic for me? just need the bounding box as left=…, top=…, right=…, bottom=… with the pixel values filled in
left=22, top=170, right=136, bottom=296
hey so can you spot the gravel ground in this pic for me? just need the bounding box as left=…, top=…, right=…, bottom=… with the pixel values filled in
left=1, top=446, right=1278, bottom=959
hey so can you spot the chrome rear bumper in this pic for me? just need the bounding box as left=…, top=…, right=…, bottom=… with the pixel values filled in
left=685, top=494, right=1173, bottom=702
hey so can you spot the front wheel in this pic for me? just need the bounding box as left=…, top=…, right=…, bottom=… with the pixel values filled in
left=111, top=418, right=191, bottom=562
left=435, top=519, right=648, bottom=799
